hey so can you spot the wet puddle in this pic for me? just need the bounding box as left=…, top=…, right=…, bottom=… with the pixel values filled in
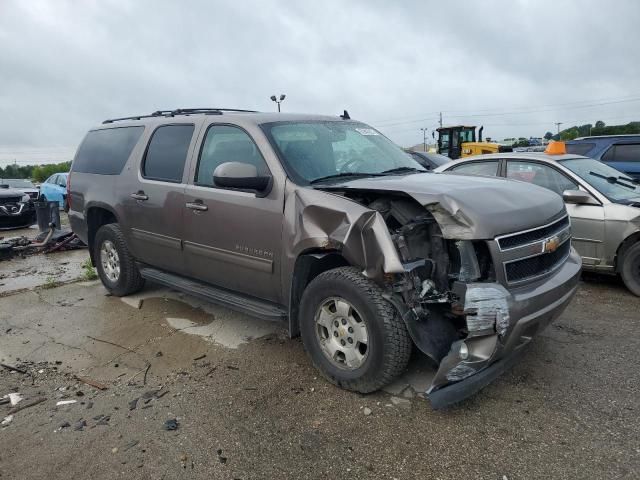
left=0, top=249, right=90, bottom=294
left=120, top=289, right=283, bottom=348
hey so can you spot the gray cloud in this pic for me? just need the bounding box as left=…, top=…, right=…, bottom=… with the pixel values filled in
left=1, top=0, right=638, bottom=164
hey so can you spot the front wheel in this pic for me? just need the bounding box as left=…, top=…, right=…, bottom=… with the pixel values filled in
left=620, top=242, right=640, bottom=296
left=299, top=267, right=412, bottom=393
left=94, top=223, right=144, bottom=296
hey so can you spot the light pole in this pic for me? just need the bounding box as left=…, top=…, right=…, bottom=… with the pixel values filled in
left=270, top=94, right=286, bottom=112
left=555, top=122, right=563, bottom=136
left=420, top=128, right=428, bottom=152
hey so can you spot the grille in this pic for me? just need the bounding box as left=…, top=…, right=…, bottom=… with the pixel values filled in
left=498, top=215, right=570, bottom=250
left=505, top=240, right=571, bottom=283
left=0, top=196, right=22, bottom=205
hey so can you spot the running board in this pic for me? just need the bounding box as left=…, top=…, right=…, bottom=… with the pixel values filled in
left=139, top=267, right=287, bottom=322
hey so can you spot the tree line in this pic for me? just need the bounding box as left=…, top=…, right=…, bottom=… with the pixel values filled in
left=544, top=121, right=640, bottom=142
left=0, top=161, right=71, bottom=183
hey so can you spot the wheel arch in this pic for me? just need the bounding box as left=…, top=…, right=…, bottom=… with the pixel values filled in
left=615, top=231, right=640, bottom=273
left=288, top=250, right=350, bottom=337
left=86, top=203, right=120, bottom=265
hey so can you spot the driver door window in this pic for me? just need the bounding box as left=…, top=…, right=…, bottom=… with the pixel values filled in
left=195, top=125, right=268, bottom=187
left=506, top=161, right=577, bottom=195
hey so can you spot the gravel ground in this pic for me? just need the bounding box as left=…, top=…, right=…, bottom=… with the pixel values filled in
left=0, top=273, right=639, bottom=479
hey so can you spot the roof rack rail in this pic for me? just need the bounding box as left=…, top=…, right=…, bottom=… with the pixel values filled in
left=103, top=108, right=259, bottom=124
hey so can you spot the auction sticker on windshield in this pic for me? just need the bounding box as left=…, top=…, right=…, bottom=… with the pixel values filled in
left=355, top=128, right=379, bottom=136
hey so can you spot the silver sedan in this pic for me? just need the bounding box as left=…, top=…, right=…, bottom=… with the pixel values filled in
left=435, top=152, right=640, bottom=295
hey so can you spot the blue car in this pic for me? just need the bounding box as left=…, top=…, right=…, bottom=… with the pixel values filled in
left=566, top=135, right=640, bottom=180
left=39, top=172, right=68, bottom=209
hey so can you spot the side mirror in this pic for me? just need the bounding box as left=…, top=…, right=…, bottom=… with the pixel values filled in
left=213, top=162, right=272, bottom=195
left=562, top=189, right=598, bottom=205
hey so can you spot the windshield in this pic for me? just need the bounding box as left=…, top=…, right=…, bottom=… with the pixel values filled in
left=262, top=121, right=426, bottom=184
left=559, top=158, right=639, bottom=203
left=460, top=128, right=474, bottom=142
left=0, top=179, right=35, bottom=188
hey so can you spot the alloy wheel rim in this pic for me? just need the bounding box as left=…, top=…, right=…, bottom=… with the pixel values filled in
left=314, top=296, right=369, bottom=370
left=100, top=240, right=120, bottom=282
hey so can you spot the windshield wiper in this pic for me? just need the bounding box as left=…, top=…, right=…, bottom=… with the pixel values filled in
left=380, top=166, right=427, bottom=175
left=589, top=171, right=637, bottom=190
left=309, top=172, right=384, bottom=185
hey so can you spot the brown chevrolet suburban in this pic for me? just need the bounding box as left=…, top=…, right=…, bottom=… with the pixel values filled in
left=68, top=108, right=581, bottom=408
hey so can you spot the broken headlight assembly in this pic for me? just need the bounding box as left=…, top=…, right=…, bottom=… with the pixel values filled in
left=449, top=240, right=494, bottom=283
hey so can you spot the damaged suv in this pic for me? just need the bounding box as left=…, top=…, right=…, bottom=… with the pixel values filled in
left=69, top=109, right=581, bottom=407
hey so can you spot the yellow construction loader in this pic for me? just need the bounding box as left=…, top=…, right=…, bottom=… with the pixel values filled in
left=436, top=125, right=512, bottom=159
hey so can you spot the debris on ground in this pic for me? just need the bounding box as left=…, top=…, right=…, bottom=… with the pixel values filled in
left=95, top=415, right=110, bottom=426
left=390, top=397, right=411, bottom=409
left=163, top=418, right=179, bottom=431
left=73, top=419, right=87, bottom=431
left=363, top=407, right=372, bottom=416
left=123, top=440, right=139, bottom=452
left=0, top=228, right=85, bottom=262
left=1, top=415, right=13, bottom=426
left=128, top=398, right=139, bottom=411
left=8, top=396, right=46, bottom=415
left=3, top=392, right=24, bottom=406
left=0, top=363, right=28, bottom=375
left=74, top=375, right=108, bottom=391
left=56, top=400, right=77, bottom=406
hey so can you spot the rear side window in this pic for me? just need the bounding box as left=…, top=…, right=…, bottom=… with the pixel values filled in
left=142, top=125, right=194, bottom=182
left=73, top=126, right=144, bottom=175
left=565, top=143, right=595, bottom=156
left=450, top=160, right=499, bottom=176
left=506, top=161, right=577, bottom=195
left=601, top=143, right=640, bottom=163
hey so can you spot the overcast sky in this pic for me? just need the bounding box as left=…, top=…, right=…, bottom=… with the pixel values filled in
left=1, top=0, right=639, bottom=165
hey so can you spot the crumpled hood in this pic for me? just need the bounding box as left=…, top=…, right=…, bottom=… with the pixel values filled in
left=320, top=172, right=566, bottom=239
left=0, top=187, right=27, bottom=199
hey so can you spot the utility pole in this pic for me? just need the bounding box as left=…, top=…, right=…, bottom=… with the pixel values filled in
left=439, top=112, right=443, bottom=128
left=555, top=122, right=563, bottom=135
left=420, top=128, right=427, bottom=151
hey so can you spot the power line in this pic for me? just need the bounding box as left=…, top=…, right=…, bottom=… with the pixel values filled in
left=377, top=114, right=640, bottom=135
left=371, top=94, right=640, bottom=127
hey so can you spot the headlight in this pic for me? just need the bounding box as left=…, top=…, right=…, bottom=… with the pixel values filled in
left=21, top=194, right=30, bottom=203
left=455, top=240, right=481, bottom=282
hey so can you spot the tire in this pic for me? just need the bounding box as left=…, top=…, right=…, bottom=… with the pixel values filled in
left=620, top=242, right=640, bottom=296
left=299, top=266, right=412, bottom=393
left=94, top=223, right=145, bottom=296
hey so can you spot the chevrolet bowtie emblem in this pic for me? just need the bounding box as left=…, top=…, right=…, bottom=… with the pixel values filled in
left=543, top=236, right=560, bottom=253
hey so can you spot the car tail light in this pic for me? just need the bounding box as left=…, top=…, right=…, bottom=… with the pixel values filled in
left=66, top=173, right=71, bottom=209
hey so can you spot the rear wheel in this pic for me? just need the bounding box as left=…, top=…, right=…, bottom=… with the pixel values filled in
left=299, top=267, right=411, bottom=393
left=94, top=223, right=144, bottom=296
left=620, top=242, right=640, bottom=296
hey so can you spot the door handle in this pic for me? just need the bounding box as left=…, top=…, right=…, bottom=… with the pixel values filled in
left=186, top=201, right=208, bottom=211
left=130, top=191, right=148, bottom=201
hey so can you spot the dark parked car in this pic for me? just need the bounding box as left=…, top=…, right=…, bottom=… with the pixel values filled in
left=407, top=150, right=451, bottom=170
left=68, top=108, right=580, bottom=408
left=0, top=179, right=39, bottom=200
left=566, top=135, right=640, bottom=180
left=0, top=185, right=36, bottom=229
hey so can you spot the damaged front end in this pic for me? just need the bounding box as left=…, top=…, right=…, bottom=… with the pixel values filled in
left=289, top=182, right=580, bottom=408
left=356, top=195, right=518, bottom=404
